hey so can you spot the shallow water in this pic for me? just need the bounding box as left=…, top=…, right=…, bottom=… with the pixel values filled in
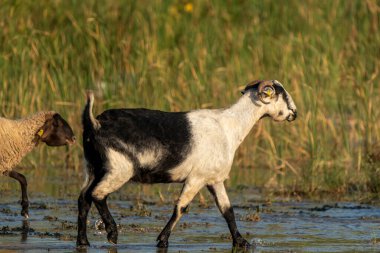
left=0, top=189, right=380, bottom=253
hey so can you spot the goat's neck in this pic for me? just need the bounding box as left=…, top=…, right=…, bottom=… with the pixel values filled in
left=221, top=93, right=265, bottom=151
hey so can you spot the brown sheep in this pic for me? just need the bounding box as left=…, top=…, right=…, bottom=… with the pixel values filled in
left=0, top=111, right=75, bottom=218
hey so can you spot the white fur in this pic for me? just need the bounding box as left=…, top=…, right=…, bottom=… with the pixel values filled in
left=169, top=86, right=295, bottom=186
left=209, top=182, right=232, bottom=213
left=115, top=139, right=166, bottom=169
left=169, top=110, right=231, bottom=183
left=81, top=160, right=90, bottom=190
left=137, top=148, right=165, bottom=168
left=92, top=148, right=134, bottom=199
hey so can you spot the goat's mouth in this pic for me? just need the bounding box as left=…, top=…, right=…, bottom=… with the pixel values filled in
left=260, top=113, right=270, bottom=120
left=286, top=110, right=297, bottom=122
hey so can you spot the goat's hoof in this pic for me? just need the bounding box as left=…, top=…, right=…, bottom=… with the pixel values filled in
left=157, top=239, right=169, bottom=248
left=21, top=209, right=29, bottom=219
left=20, top=201, right=29, bottom=218
left=233, top=238, right=251, bottom=249
left=107, top=232, right=118, bottom=245
left=76, top=238, right=90, bottom=247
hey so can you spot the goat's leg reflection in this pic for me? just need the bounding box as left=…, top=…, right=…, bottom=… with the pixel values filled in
left=21, top=219, right=29, bottom=242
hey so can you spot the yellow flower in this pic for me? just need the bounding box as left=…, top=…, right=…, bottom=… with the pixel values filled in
left=184, top=3, right=193, bottom=13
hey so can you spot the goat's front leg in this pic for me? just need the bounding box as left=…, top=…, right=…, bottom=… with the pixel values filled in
left=207, top=182, right=251, bottom=249
left=7, top=171, right=29, bottom=218
left=157, top=180, right=204, bottom=248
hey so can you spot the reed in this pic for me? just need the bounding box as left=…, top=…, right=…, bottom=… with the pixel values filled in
left=0, top=0, right=379, bottom=197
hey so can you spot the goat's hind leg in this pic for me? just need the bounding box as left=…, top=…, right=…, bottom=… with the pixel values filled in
left=91, top=168, right=133, bottom=245
left=207, top=182, right=251, bottom=249
left=77, top=175, right=95, bottom=247
left=7, top=171, right=29, bottom=218
left=93, top=196, right=118, bottom=244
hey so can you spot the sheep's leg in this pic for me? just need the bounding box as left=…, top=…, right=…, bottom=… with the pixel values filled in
left=8, top=171, right=29, bottom=218
left=207, top=182, right=251, bottom=249
left=157, top=181, right=204, bottom=248
left=76, top=175, right=95, bottom=247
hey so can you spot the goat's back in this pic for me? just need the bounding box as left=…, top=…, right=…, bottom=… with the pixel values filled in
left=83, top=108, right=194, bottom=183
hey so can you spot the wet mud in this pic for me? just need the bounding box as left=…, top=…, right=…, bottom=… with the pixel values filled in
left=0, top=189, right=380, bottom=252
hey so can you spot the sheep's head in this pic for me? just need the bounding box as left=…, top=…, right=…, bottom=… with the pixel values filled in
left=242, top=80, right=297, bottom=122
left=38, top=113, right=75, bottom=146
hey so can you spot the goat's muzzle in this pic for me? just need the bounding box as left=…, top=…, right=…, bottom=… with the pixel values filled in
left=287, top=109, right=297, bottom=122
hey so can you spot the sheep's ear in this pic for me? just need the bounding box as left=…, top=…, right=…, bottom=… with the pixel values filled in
left=37, top=129, right=44, bottom=137
left=38, top=115, right=55, bottom=139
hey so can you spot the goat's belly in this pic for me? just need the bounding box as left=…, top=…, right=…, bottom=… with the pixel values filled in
left=130, top=170, right=184, bottom=184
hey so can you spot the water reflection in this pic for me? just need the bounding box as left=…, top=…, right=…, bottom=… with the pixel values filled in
left=230, top=245, right=256, bottom=253
left=21, top=219, right=29, bottom=242
left=74, top=245, right=119, bottom=253
left=156, top=247, right=168, bottom=253
left=0, top=197, right=379, bottom=252
left=107, top=246, right=118, bottom=253
left=75, top=246, right=88, bottom=253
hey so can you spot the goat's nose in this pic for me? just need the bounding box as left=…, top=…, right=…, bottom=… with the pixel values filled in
left=287, top=109, right=297, bottom=121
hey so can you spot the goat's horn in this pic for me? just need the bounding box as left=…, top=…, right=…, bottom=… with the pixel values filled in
left=258, top=81, right=273, bottom=104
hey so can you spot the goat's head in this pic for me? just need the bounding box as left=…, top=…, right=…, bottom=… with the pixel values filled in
left=242, top=80, right=297, bottom=122
left=37, top=113, right=76, bottom=146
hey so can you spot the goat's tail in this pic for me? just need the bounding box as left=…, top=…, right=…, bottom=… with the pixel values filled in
left=82, top=90, right=100, bottom=132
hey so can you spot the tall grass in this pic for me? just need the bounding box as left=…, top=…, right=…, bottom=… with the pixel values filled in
left=0, top=0, right=379, bottom=197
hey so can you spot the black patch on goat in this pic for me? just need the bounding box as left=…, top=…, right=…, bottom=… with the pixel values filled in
left=82, top=122, right=109, bottom=200
left=273, top=84, right=293, bottom=109
left=94, top=108, right=192, bottom=183
left=242, top=80, right=263, bottom=92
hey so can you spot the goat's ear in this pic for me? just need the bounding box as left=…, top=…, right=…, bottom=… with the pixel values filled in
left=257, top=85, right=276, bottom=104
left=261, top=86, right=275, bottom=98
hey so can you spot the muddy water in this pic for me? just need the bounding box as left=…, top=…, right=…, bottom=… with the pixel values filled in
left=1, top=188, right=379, bottom=253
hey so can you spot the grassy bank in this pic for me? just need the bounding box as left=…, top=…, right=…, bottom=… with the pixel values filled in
left=0, top=0, right=379, bottom=198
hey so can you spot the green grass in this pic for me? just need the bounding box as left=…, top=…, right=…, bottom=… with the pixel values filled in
left=0, top=0, right=379, bottom=198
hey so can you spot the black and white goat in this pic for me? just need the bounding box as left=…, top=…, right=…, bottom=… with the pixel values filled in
left=77, top=80, right=297, bottom=248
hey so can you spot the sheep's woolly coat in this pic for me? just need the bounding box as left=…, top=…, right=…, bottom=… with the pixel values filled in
left=0, top=111, right=56, bottom=174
